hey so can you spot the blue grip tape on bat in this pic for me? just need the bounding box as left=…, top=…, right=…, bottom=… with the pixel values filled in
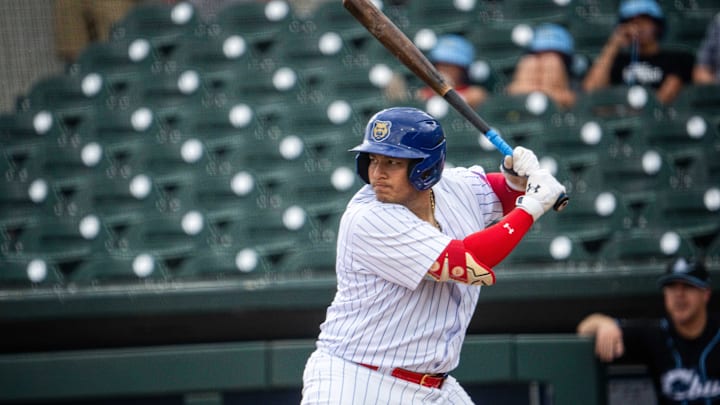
left=443, top=90, right=569, bottom=212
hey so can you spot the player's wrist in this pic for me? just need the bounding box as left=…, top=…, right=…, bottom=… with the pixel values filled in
left=515, top=195, right=544, bottom=221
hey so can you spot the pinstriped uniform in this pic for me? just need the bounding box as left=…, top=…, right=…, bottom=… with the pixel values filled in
left=302, top=166, right=503, bottom=405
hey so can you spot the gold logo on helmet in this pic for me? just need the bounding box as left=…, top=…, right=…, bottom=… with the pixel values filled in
left=372, top=120, right=391, bottom=141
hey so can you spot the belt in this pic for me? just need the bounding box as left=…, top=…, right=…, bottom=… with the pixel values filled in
left=359, top=363, right=447, bottom=389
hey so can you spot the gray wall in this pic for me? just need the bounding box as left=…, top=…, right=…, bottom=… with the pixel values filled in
left=0, top=0, right=64, bottom=113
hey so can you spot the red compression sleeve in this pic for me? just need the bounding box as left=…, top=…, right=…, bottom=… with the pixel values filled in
left=487, top=172, right=524, bottom=215
left=462, top=208, right=533, bottom=267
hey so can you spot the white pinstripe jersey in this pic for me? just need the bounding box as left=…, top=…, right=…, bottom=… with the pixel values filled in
left=316, top=165, right=504, bottom=374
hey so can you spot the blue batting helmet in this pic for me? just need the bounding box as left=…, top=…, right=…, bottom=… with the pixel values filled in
left=350, top=107, right=446, bottom=191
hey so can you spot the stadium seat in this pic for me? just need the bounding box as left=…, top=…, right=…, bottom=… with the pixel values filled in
left=441, top=120, right=503, bottom=170
left=404, top=0, right=482, bottom=33
left=568, top=13, right=615, bottom=57
left=643, top=186, right=720, bottom=250
left=70, top=252, right=169, bottom=284
left=0, top=178, right=48, bottom=227
left=545, top=189, right=631, bottom=251
left=70, top=40, right=157, bottom=100
left=599, top=147, right=677, bottom=195
left=0, top=257, right=64, bottom=287
left=20, top=74, right=102, bottom=118
left=642, top=114, right=719, bottom=160
left=215, top=0, right=293, bottom=38
left=276, top=241, right=337, bottom=276
left=466, top=24, right=524, bottom=79
left=482, top=0, right=571, bottom=24
left=547, top=153, right=604, bottom=195
left=109, top=1, right=201, bottom=44
left=5, top=214, right=104, bottom=262
left=601, top=228, right=696, bottom=269
left=672, top=84, right=720, bottom=119
left=665, top=10, right=714, bottom=51
left=575, top=85, right=662, bottom=126
left=499, top=233, right=596, bottom=271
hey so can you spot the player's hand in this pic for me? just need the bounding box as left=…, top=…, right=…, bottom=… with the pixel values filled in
left=515, top=169, right=566, bottom=221
left=500, top=146, right=540, bottom=191
left=594, top=322, right=625, bottom=362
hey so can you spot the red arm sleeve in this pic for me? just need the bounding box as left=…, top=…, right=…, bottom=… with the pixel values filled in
left=429, top=208, right=534, bottom=285
left=487, top=172, right=524, bottom=215
left=463, top=208, right=533, bottom=267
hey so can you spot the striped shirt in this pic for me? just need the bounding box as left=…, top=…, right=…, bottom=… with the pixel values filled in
left=316, top=166, right=503, bottom=374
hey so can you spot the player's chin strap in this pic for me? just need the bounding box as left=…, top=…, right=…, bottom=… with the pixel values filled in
left=426, top=208, right=534, bottom=286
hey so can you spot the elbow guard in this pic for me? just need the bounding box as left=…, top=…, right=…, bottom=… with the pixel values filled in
left=427, top=240, right=496, bottom=286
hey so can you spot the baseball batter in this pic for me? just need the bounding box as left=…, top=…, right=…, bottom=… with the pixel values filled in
left=301, top=107, right=566, bottom=404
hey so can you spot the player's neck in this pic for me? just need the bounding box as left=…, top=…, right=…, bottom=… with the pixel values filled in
left=405, top=189, right=436, bottom=228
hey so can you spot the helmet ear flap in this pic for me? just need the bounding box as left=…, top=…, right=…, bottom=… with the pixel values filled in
left=355, top=153, right=371, bottom=184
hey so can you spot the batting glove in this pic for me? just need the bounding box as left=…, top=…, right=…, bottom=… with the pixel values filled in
left=515, top=169, right=566, bottom=221
left=500, top=146, right=540, bottom=191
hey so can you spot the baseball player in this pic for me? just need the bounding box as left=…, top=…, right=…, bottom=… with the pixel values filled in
left=301, top=107, right=566, bottom=404
left=578, top=257, right=719, bottom=405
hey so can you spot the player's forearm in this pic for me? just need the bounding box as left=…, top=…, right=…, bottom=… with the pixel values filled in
left=693, top=65, right=716, bottom=84
left=427, top=208, right=534, bottom=285
left=582, top=41, right=621, bottom=91
left=487, top=172, right=524, bottom=215
left=577, top=313, right=616, bottom=336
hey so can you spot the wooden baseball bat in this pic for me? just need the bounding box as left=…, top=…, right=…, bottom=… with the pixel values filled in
left=342, top=0, right=569, bottom=211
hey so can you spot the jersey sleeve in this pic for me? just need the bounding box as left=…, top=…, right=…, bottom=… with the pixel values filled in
left=348, top=204, right=453, bottom=290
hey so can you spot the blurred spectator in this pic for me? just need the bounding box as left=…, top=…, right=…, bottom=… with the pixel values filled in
left=582, top=0, right=694, bottom=104
left=506, top=23, right=577, bottom=109
left=54, top=0, right=141, bottom=63
left=385, top=34, right=488, bottom=109
left=577, top=257, right=719, bottom=405
left=693, top=12, right=720, bottom=84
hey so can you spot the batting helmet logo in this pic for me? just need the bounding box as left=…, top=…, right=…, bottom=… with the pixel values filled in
left=371, top=120, right=391, bottom=141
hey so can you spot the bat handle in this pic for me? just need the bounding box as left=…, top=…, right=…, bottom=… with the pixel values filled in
left=490, top=128, right=569, bottom=212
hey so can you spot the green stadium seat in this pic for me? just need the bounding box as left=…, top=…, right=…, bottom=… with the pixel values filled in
left=601, top=228, right=696, bottom=268
left=0, top=179, right=48, bottom=227
left=70, top=40, right=155, bottom=94
left=643, top=187, right=720, bottom=250
left=642, top=114, right=719, bottom=163
left=109, top=2, right=201, bottom=44
left=91, top=173, right=154, bottom=222
left=546, top=189, right=631, bottom=250
left=20, top=74, right=102, bottom=119
left=548, top=153, right=604, bottom=195
left=599, top=147, right=677, bottom=195
left=467, top=24, right=524, bottom=79
left=665, top=10, right=715, bottom=51
left=575, top=85, right=662, bottom=126
left=5, top=214, right=104, bottom=262
left=0, top=257, right=64, bottom=287
left=482, top=0, right=571, bottom=24
left=108, top=211, right=206, bottom=260
left=215, top=0, right=293, bottom=38
left=568, top=13, right=615, bottom=57
left=276, top=241, right=337, bottom=276
left=672, top=84, right=720, bottom=119
left=405, top=0, right=483, bottom=33
left=70, top=252, right=169, bottom=284
left=442, top=121, right=501, bottom=170
left=499, top=233, right=596, bottom=271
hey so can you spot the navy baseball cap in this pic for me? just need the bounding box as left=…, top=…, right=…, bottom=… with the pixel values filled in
left=657, top=257, right=710, bottom=289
